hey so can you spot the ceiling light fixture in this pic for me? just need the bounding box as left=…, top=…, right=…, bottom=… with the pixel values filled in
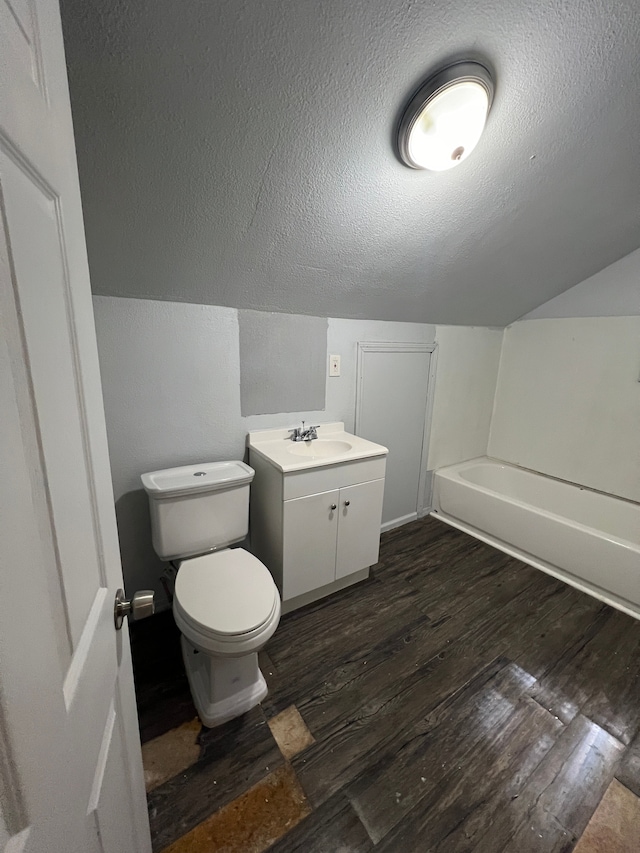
left=397, top=61, right=494, bottom=171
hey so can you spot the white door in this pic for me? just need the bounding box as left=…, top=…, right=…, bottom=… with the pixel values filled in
left=0, top=0, right=151, bottom=851
left=335, top=479, right=385, bottom=580
left=356, top=343, right=436, bottom=530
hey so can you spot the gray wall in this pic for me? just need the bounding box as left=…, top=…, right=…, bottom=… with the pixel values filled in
left=521, top=246, right=640, bottom=319
left=94, top=299, right=243, bottom=607
left=239, top=311, right=327, bottom=415
left=94, top=296, right=440, bottom=606
left=62, top=0, right=640, bottom=325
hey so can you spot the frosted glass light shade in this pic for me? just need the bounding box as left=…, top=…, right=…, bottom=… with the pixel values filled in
left=398, top=62, right=494, bottom=171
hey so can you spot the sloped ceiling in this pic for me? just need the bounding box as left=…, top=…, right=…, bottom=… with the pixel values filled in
left=61, top=0, right=640, bottom=325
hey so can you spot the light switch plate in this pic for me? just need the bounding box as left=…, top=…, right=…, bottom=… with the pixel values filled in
left=329, top=354, right=341, bottom=377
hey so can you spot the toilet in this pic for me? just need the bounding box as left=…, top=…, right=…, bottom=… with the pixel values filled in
left=141, top=460, right=281, bottom=727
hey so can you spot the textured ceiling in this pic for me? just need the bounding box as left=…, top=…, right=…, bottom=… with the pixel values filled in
left=61, top=0, right=640, bottom=325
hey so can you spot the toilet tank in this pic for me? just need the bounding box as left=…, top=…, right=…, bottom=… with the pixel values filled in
left=141, top=461, right=255, bottom=561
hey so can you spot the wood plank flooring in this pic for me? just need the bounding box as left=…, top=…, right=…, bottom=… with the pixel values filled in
left=131, top=516, right=640, bottom=851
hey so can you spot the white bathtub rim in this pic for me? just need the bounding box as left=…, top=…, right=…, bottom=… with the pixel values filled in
left=435, top=458, right=640, bottom=551
left=443, top=455, right=640, bottom=510
left=431, top=510, right=640, bottom=623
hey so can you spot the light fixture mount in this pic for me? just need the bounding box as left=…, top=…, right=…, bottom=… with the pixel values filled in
left=398, top=61, right=494, bottom=172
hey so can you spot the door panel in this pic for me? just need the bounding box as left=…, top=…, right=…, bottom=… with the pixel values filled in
left=356, top=345, right=432, bottom=526
left=336, top=479, right=385, bottom=580
left=0, top=0, right=151, bottom=849
left=0, top=0, right=45, bottom=93
left=88, top=690, right=140, bottom=853
left=283, top=490, right=339, bottom=599
left=2, top=152, right=103, bottom=646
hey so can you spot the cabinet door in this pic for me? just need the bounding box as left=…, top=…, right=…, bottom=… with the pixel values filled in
left=336, top=479, right=385, bottom=579
left=282, top=489, right=339, bottom=599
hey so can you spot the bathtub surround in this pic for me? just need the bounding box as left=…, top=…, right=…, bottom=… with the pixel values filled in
left=489, top=316, right=640, bottom=503
left=427, top=325, right=503, bottom=471
left=488, top=247, right=640, bottom=504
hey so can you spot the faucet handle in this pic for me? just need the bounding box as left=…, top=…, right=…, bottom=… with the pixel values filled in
left=288, top=427, right=301, bottom=441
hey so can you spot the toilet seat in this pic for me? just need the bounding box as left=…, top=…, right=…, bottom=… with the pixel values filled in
left=173, top=548, right=280, bottom=656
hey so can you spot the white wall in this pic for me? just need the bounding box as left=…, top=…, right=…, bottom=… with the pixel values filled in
left=521, top=245, right=640, bottom=319
left=489, top=316, right=640, bottom=503
left=427, top=325, right=504, bottom=470
left=93, top=296, right=438, bottom=603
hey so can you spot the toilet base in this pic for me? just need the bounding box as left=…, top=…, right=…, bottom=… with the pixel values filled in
left=180, top=636, right=268, bottom=727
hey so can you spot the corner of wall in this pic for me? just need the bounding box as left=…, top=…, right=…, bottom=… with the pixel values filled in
left=486, top=323, right=511, bottom=457
left=427, top=324, right=506, bottom=471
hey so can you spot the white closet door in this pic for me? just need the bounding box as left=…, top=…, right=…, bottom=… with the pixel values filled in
left=356, top=343, right=435, bottom=529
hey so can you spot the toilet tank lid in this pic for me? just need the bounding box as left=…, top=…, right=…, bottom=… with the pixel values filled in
left=141, top=461, right=254, bottom=498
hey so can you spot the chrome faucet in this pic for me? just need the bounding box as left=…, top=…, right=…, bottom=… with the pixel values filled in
left=288, top=421, right=320, bottom=442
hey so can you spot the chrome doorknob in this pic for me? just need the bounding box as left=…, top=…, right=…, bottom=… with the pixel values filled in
left=344, top=500, right=350, bottom=506
left=114, top=588, right=155, bottom=630
left=330, top=504, right=337, bottom=510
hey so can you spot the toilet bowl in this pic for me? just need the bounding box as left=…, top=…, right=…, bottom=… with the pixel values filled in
left=172, top=548, right=280, bottom=726
left=141, top=460, right=281, bottom=727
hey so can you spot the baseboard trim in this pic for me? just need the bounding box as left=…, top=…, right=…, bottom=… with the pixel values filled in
left=381, top=512, right=417, bottom=533
left=281, top=568, right=370, bottom=614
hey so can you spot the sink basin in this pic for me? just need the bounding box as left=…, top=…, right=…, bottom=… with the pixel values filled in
left=287, top=439, right=353, bottom=459
left=248, top=422, right=387, bottom=472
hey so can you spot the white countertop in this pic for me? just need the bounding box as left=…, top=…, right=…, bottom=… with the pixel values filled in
left=247, top=422, right=388, bottom=473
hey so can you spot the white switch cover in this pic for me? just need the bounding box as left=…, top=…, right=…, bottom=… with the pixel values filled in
left=329, top=354, right=341, bottom=377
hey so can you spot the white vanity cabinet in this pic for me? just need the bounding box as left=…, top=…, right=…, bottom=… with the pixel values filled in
left=248, top=427, right=387, bottom=612
left=282, top=478, right=385, bottom=599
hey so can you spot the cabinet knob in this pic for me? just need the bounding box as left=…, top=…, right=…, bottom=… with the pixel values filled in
left=344, top=500, right=350, bottom=506
left=330, top=504, right=337, bottom=511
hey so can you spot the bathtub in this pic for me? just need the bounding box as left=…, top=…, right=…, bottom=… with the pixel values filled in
left=432, top=457, right=640, bottom=619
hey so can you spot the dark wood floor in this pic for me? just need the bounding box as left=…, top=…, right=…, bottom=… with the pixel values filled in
left=132, top=516, right=640, bottom=852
